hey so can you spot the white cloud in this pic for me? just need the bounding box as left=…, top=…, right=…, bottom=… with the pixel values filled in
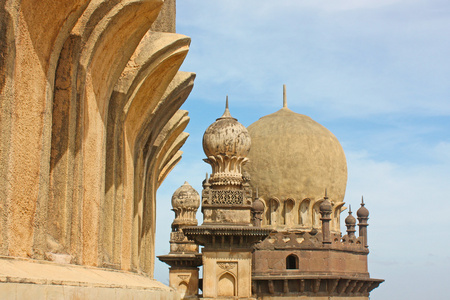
left=178, top=0, right=450, bottom=118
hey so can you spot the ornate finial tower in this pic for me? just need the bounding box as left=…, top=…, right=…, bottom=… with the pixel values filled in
left=158, top=182, right=202, bottom=299
left=184, top=99, right=271, bottom=299
left=200, top=99, right=253, bottom=224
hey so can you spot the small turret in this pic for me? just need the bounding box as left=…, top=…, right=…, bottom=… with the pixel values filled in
left=320, top=189, right=332, bottom=245
left=357, top=196, right=369, bottom=248
left=345, top=205, right=357, bottom=238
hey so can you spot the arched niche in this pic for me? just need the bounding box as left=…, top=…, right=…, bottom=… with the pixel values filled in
left=177, top=281, right=188, bottom=299
left=312, top=200, right=323, bottom=229
left=298, top=198, right=311, bottom=227
left=284, top=198, right=295, bottom=226
left=286, top=254, right=299, bottom=270
left=217, top=272, right=236, bottom=297
left=268, top=197, right=280, bottom=226
left=332, top=202, right=345, bottom=232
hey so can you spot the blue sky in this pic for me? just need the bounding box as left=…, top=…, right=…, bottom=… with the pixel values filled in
left=154, top=1, right=450, bottom=299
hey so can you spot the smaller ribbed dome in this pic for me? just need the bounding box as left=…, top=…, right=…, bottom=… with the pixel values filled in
left=345, top=206, right=357, bottom=225
left=357, top=197, right=369, bottom=218
left=203, top=98, right=251, bottom=158
left=172, top=181, right=200, bottom=210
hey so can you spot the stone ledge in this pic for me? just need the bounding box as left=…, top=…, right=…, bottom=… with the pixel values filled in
left=0, top=257, right=179, bottom=299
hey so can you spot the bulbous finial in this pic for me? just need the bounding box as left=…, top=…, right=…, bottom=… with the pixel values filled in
left=357, top=196, right=369, bottom=218
left=345, top=205, right=356, bottom=225
left=320, top=188, right=332, bottom=212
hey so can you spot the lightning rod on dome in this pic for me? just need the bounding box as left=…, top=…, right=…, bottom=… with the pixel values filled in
left=283, top=84, right=287, bottom=108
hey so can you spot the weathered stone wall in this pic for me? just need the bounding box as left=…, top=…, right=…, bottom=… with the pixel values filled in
left=253, top=249, right=368, bottom=277
left=0, top=0, right=194, bottom=283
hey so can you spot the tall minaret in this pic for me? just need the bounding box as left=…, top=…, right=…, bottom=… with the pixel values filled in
left=184, top=99, right=271, bottom=299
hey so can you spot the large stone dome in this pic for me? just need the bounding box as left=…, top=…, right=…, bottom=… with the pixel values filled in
left=244, top=106, right=347, bottom=203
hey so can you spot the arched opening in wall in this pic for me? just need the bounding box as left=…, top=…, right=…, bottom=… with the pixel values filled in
left=178, top=282, right=188, bottom=299
left=286, top=254, right=299, bottom=269
left=284, top=199, right=295, bottom=226
left=217, top=272, right=236, bottom=297
left=298, top=199, right=311, bottom=227
left=269, top=198, right=280, bottom=226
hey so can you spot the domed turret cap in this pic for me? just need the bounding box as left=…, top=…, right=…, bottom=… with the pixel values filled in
left=320, top=191, right=332, bottom=212
left=171, top=182, right=200, bottom=209
left=357, top=197, right=369, bottom=218
left=345, top=205, right=357, bottom=225
left=252, top=189, right=265, bottom=212
left=203, top=97, right=251, bottom=158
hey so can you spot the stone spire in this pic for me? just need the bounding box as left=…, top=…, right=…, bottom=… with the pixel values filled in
left=283, top=84, right=287, bottom=108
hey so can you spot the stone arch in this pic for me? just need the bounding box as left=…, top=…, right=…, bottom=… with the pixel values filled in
left=217, top=272, right=236, bottom=297
left=286, top=253, right=299, bottom=270
left=284, top=198, right=295, bottom=226
left=298, top=198, right=311, bottom=227
left=312, top=200, right=324, bottom=229
left=332, top=202, right=345, bottom=233
left=268, top=197, right=280, bottom=226
left=177, top=282, right=188, bottom=299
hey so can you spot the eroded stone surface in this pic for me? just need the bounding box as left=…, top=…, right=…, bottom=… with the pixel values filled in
left=0, top=0, right=194, bottom=298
